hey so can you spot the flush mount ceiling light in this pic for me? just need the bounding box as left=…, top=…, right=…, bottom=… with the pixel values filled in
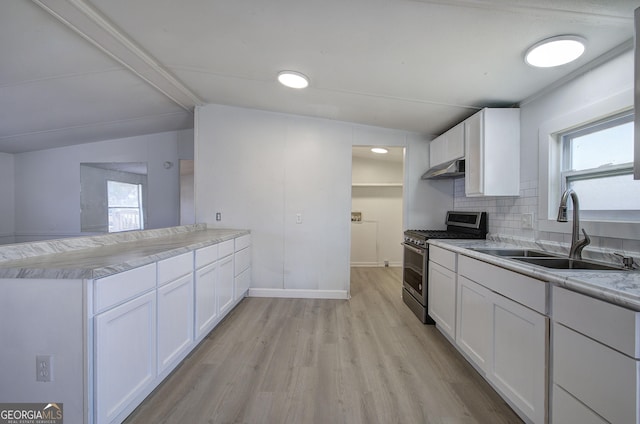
left=525, top=35, right=586, bottom=68
left=371, top=147, right=388, bottom=154
left=277, top=70, right=309, bottom=89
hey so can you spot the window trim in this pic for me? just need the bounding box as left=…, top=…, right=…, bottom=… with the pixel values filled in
left=537, top=87, right=638, bottom=239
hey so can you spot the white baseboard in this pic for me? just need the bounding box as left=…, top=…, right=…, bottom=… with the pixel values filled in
left=248, top=288, right=349, bottom=300
left=351, top=262, right=402, bottom=267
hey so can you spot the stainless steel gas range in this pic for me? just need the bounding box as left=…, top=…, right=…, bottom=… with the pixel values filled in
left=402, top=211, right=487, bottom=323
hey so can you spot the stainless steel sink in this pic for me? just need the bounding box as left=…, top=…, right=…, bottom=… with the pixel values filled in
left=471, top=248, right=559, bottom=258
left=510, top=257, right=626, bottom=271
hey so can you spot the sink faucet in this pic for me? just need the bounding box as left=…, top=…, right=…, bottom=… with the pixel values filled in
left=557, top=188, right=590, bottom=260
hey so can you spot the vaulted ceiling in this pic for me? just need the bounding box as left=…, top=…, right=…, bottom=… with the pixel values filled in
left=0, top=0, right=636, bottom=153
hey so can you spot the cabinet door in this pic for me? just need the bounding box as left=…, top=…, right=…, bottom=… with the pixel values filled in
left=428, top=261, right=456, bottom=339
left=456, top=276, right=491, bottom=372
left=235, top=267, right=251, bottom=300
left=95, top=291, right=156, bottom=424
left=218, top=255, right=234, bottom=316
left=157, top=273, right=194, bottom=375
left=429, top=134, right=446, bottom=167
left=445, top=122, right=465, bottom=161
left=489, top=293, right=548, bottom=424
left=195, top=261, right=218, bottom=340
left=464, top=111, right=484, bottom=196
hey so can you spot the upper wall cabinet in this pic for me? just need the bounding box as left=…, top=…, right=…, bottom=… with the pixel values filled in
left=429, top=122, right=465, bottom=168
left=465, top=108, right=520, bottom=197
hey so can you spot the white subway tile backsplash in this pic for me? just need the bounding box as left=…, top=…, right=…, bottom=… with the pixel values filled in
left=452, top=178, right=640, bottom=257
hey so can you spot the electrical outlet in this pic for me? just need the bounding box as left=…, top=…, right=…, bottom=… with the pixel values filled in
left=296, top=213, right=303, bottom=224
left=36, top=355, right=53, bottom=382
left=521, top=213, right=534, bottom=229
left=215, top=212, right=222, bottom=221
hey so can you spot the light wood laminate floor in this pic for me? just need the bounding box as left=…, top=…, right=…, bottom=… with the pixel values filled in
left=124, top=267, right=523, bottom=423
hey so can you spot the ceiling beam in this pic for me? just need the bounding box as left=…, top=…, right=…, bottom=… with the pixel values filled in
left=31, top=0, right=204, bottom=112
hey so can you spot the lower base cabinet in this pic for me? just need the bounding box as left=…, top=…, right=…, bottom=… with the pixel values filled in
left=157, top=274, right=194, bottom=374
left=552, top=384, right=606, bottom=424
left=195, top=261, right=219, bottom=340
left=489, top=293, right=548, bottom=424
left=456, top=276, right=491, bottom=372
left=218, top=255, right=234, bottom=315
left=456, top=255, right=548, bottom=424
left=94, top=291, right=157, bottom=424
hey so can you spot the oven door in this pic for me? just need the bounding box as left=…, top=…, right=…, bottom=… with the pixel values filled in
left=402, top=243, right=427, bottom=305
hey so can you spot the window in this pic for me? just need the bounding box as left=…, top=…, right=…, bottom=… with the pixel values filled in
left=107, top=180, right=144, bottom=232
left=558, top=111, right=638, bottom=221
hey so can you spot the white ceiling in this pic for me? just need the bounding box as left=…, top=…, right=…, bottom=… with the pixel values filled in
left=0, top=0, right=636, bottom=153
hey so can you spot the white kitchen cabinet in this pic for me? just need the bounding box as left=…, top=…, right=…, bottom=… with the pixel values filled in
left=195, top=261, right=219, bottom=341
left=428, top=246, right=457, bottom=340
left=456, top=275, right=492, bottom=372
left=234, top=234, right=251, bottom=300
left=157, top=273, right=194, bottom=375
left=218, top=254, right=235, bottom=316
left=489, top=292, right=548, bottom=424
left=552, top=286, right=640, bottom=424
left=464, top=108, right=520, bottom=196
left=94, top=291, right=157, bottom=424
left=429, top=122, right=465, bottom=168
left=456, top=254, right=548, bottom=424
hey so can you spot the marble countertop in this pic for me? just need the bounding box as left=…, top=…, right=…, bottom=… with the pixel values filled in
left=429, top=239, right=640, bottom=312
left=0, top=226, right=249, bottom=279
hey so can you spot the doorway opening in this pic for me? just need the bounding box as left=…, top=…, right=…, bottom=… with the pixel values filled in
left=350, top=146, right=405, bottom=268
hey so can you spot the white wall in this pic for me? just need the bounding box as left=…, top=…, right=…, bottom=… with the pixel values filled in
left=195, top=104, right=453, bottom=297
left=13, top=130, right=186, bottom=242
left=0, top=153, right=15, bottom=244
left=454, top=48, right=640, bottom=252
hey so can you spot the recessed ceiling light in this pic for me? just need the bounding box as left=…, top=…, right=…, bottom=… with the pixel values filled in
left=525, top=35, right=586, bottom=68
left=277, top=71, right=309, bottom=89
left=371, top=147, right=388, bottom=154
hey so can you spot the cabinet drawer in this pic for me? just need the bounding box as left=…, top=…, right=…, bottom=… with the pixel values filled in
left=157, top=252, right=193, bottom=286
left=235, top=234, right=251, bottom=251
left=553, top=286, right=640, bottom=358
left=219, top=239, right=234, bottom=258
left=235, top=267, right=251, bottom=299
left=195, top=244, right=218, bottom=269
left=94, top=264, right=156, bottom=313
left=430, top=245, right=456, bottom=271
left=553, top=384, right=607, bottom=424
left=553, top=323, right=640, bottom=424
left=458, top=255, right=547, bottom=314
left=234, top=247, right=250, bottom=276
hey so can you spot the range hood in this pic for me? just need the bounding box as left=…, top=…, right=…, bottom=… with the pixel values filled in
left=421, top=159, right=465, bottom=180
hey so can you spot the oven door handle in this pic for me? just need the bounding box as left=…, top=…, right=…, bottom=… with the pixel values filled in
left=402, top=243, right=425, bottom=255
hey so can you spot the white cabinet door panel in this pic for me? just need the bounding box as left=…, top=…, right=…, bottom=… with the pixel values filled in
left=456, top=276, right=492, bottom=372
left=218, top=255, right=234, bottom=316
left=195, top=261, right=218, bottom=339
left=95, top=291, right=156, bottom=424
left=489, top=293, right=548, bottom=424
left=428, top=261, right=456, bottom=339
left=157, top=273, right=194, bottom=374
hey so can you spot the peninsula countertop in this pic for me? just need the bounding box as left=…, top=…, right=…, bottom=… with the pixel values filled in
left=429, top=239, right=640, bottom=312
left=0, top=225, right=249, bottom=280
